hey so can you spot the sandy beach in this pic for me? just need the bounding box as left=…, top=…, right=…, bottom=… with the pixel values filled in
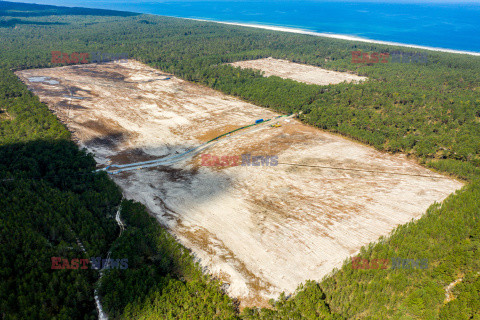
left=188, top=18, right=480, bottom=56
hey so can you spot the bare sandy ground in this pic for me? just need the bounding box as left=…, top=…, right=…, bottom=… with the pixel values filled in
left=16, top=61, right=463, bottom=308
left=230, top=57, right=366, bottom=86
left=0, top=108, right=10, bottom=121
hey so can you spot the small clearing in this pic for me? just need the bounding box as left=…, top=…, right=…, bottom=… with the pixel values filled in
left=0, top=108, right=11, bottom=120
left=444, top=278, right=463, bottom=304
left=229, top=57, right=367, bottom=85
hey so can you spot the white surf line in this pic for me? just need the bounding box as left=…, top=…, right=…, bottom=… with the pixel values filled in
left=187, top=18, right=480, bottom=56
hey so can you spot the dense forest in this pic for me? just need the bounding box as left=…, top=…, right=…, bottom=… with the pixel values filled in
left=0, top=0, right=479, bottom=318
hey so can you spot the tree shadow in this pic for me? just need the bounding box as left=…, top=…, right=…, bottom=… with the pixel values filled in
left=81, top=135, right=235, bottom=225
left=0, top=138, right=123, bottom=317
left=0, top=18, right=68, bottom=27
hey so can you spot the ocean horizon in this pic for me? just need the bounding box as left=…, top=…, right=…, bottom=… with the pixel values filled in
left=11, top=0, right=480, bottom=53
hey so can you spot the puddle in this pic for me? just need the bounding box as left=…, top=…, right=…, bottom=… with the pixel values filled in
left=28, top=76, right=59, bottom=85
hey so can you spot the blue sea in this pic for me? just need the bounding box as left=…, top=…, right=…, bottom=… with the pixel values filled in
left=16, top=0, right=480, bottom=53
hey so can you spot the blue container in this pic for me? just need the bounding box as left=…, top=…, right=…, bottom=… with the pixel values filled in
left=255, top=119, right=264, bottom=124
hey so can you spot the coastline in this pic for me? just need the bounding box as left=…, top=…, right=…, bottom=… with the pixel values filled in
left=18, top=1, right=480, bottom=56
left=187, top=18, right=480, bottom=57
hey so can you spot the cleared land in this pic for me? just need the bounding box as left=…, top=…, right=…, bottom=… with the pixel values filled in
left=230, top=57, right=367, bottom=85
left=0, top=108, right=11, bottom=120
left=17, top=61, right=462, bottom=308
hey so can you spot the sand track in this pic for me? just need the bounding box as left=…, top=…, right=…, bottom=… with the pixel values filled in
left=16, top=60, right=462, bottom=308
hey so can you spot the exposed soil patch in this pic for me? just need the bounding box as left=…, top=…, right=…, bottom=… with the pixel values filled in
left=230, top=57, right=367, bottom=85
left=16, top=60, right=462, bottom=309
left=444, top=277, right=463, bottom=304
left=0, top=108, right=11, bottom=121
left=197, top=125, right=242, bottom=142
